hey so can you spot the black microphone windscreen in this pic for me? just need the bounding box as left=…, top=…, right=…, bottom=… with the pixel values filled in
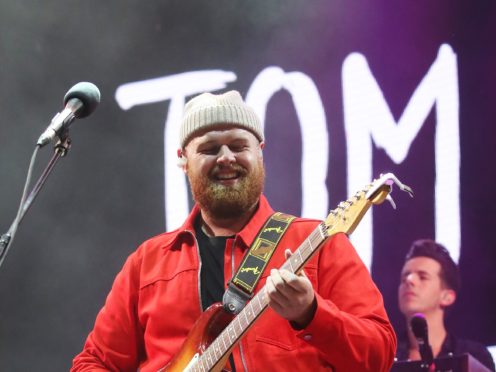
left=411, top=313, right=428, bottom=339
left=63, top=82, right=101, bottom=118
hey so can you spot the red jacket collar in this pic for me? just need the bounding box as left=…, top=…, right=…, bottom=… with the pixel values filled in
left=168, top=194, right=275, bottom=249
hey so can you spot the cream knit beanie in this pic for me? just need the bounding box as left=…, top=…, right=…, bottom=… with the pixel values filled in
left=179, top=90, right=264, bottom=148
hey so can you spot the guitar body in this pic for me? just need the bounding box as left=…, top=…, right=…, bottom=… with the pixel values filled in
left=163, top=303, right=234, bottom=372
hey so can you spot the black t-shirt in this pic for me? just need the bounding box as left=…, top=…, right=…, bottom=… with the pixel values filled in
left=195, top=221, right=237, bottom=371
left=196, top=221, right=230, bottom=310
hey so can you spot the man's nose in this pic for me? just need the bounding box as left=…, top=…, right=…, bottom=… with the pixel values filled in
left=404, top=273, right=416, bottom=286
left=217, top=146, right=235, bottom=164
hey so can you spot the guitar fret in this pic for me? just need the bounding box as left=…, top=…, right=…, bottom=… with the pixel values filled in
left=319, top=223, right=327, bottom=239
left=307, top=236, right=314, bottom=252
left=293, top=257, right=301, bottom=273
left=218, top=339, right=224, bottom=356
left=252, top=297, right=258, bottom=312
left=257, top=292, right=263, bottom=308
left=199, top=349, right=207, bottom=370
left=221, top=331, right=228, bottom=352
left=206, top=350, right=212, bottom=369
left=316, top=232, right=325, bottom=246
left=237, top=311, right=245, bottom=328
left=212, top=339, right=220, bottom=361
left=288, top=256, right=295, bottom=273
left=247, top=305, right=253, bottom=320
left=243, top=307, right=249, bottom=324
left=229, top=324, right=237, bottom=341
left=236, top=316, right=242, bottom=335
left=310, top=235, right=316, bottom=252
left=313, top=231, right=322, bottom=248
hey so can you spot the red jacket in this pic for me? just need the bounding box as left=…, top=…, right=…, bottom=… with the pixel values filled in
left=72, top=195, right=396, bottom=371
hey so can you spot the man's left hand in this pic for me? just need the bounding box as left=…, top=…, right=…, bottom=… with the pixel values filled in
left=265, top=249, right=317, bottom=328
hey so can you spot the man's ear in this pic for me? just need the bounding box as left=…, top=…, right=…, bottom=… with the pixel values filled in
left=177, top=149, right=187, bottom=172
left=440, top=289, right=456, bottom=307
left=258, top=141, right=265, bottom=157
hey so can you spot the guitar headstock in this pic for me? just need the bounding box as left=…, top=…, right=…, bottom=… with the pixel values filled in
left=324, top=173, right=413, bottom=236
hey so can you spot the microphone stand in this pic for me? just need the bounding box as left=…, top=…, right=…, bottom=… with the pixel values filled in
left=0, top=133, right=72, bottom=269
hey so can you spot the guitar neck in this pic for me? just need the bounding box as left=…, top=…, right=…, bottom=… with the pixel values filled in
left=194, top=223, right=329, bottom=371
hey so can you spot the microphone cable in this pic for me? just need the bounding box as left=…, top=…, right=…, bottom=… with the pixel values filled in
left=0, top=144, right=41, bottom=268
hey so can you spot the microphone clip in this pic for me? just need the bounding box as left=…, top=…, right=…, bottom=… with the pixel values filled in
left=54, top=135, right=72, bottom=157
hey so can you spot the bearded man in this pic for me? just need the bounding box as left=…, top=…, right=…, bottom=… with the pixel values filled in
left=72, top=91, right=396, bottom=371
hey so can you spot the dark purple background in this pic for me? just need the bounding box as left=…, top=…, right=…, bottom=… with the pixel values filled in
left=0, top=1, right=494, bottom=370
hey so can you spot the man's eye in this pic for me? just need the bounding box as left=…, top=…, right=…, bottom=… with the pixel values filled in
left=201, top=148, right=218, bottom=154
left=231, top=143, right=250, bottom=152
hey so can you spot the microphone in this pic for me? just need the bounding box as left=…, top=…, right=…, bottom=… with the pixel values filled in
left=411, top=313, right=434, bottom=367
left=37, top=82, right=101, bottom=146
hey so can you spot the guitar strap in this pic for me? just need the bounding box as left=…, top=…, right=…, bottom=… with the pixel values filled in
left=222, top=212, right=295, bottom=314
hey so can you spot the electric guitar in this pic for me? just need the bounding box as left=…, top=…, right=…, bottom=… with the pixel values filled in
left=160, top=173, right=413, bottom=372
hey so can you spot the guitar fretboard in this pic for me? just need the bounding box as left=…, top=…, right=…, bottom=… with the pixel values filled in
left=190, top=222, right=329, bottom=371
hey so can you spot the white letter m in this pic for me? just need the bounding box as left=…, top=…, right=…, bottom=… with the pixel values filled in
left=342, top=44, right=460, bottom=270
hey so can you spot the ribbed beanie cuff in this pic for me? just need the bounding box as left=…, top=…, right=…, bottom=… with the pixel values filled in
left=179, top=90, right=264, bottom=148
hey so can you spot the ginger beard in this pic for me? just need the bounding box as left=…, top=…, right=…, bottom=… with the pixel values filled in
left=188, top=158, right=265, bottom=219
